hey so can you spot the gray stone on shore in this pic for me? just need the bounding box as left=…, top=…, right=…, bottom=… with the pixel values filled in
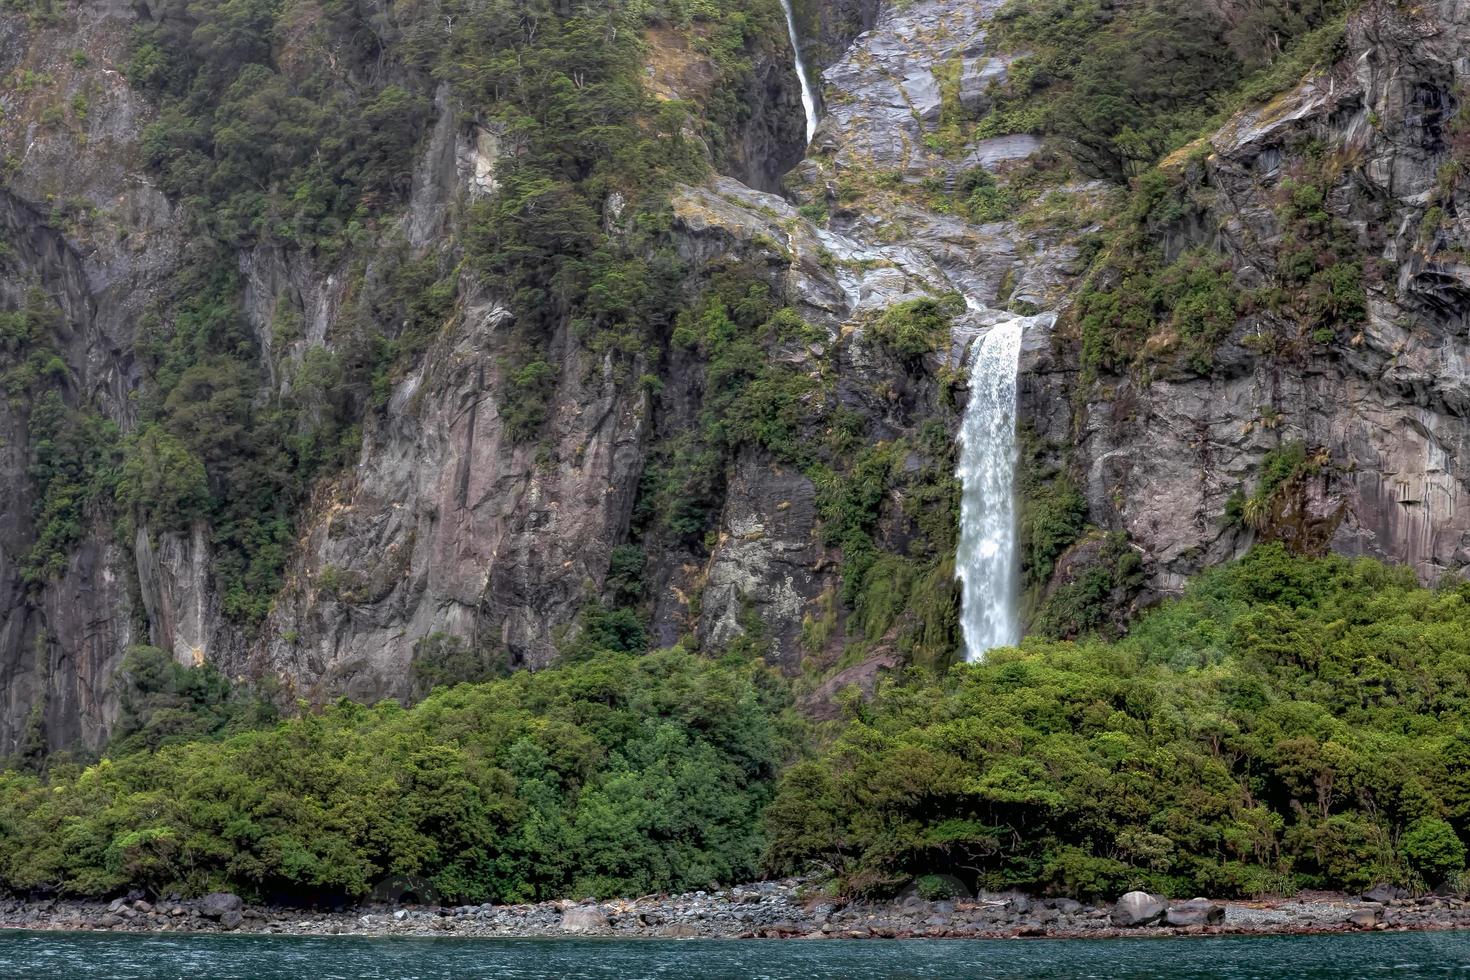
left=200, top=893, right=244, bottom=920
left=1349, top=908, right=1381, bottom=928
left=1362, top=885, right=1404, bottom=904
left=1111, top=892, right=1169, bottom=927
left=559, top=905, right=610, bottom=934
left=8, top=877, right=1470, bottom=941
left=1165, top=902, right=1225, bottom=927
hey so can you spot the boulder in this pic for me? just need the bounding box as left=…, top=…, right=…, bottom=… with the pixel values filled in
left=1165, top=902, right=1225, bottom=927
left=559, top=905, right=610, bottom=934
left=1111, top=891, right=1169, bottom=927
left=219, top=910, right=243, bottom=931
left=1349, top=908, right=1380, bottom=929
left=199, top=892, right=244, bottom=920
left=1362, top=885, right=1405, bottom=904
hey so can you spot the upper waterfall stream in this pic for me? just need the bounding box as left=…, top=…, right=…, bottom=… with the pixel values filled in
left=955, top=314, right=1048, bottom=661
left=778, top=0, right=819, bottom=143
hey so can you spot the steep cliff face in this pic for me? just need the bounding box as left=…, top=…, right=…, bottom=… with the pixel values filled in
left=0, top=0, right=826, bottom=749
left=1062, top=0, right=1470, bottom=594
left=0, top=0, right=182, bottom=753
left=3, top=0, right=1468, bottom=753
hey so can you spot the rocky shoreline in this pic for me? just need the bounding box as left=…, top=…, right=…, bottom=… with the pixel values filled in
left=3, top=882, right=1470, bottom=941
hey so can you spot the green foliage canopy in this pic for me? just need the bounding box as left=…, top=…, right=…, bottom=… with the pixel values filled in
left=766, top=546, right=1470, bottom=899
left=0, top=649, right=794, bottom=903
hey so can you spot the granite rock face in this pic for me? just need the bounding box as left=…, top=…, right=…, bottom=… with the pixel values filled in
left=4, top=0, right=1470, bottom=751
left=0, top=0, right=180, bottom=752
left=1062, top=0, right=1470, bottom=595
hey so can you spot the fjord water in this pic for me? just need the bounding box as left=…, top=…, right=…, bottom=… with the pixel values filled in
left=955, top=316, right=1027, bottom=660
left=778, top=0, right=819, bottom=143
left=3, top=931, right=1469, bottom=979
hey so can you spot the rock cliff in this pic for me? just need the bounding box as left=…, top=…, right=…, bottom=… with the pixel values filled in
left=1065, top=0, right=1470, bottom=592
left=2, top=0, right=1467, bottom=752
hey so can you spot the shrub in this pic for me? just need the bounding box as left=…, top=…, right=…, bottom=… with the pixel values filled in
left=868, top=294, right=966, bottom=362
left=1402, top=819, right=1466, bottom=886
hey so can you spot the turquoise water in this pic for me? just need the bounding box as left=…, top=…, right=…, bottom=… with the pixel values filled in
left=2, top=929, right=1469, bottom=978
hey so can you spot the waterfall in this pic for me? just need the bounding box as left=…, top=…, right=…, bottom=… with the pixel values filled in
left=778, top=0, right=819, bottom=144
left=955, top=315, right=1029, bottom=661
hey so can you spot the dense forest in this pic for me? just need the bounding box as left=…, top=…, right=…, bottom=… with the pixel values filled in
left=3, top=547, right=1468, bottom=901
left=4, top=0, right=1468, bottom=908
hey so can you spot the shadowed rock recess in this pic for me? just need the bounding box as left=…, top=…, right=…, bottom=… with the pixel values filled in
left=1, top=0, right=1468, bottom=756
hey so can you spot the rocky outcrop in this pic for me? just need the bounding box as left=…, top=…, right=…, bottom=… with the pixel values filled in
left=256, top=292, right=651, bottom=693
left=558, top=905, right=611, bottom=934
left=135, top=525, right=214, bottom=668
left=0, top=0, right=180, bottom=753
left=1111, top=892, right=1169, bottom=927
left=0, top=0, right=1156, bottom=747
left=697, top=450, right=827, bottom=665
left=198, top=893, right=243, bottom=920
left=1165, top=901, right=1227, bottom=927
left=6, top=0, right=1470, bottom=753
left=1065, top=0, right=1470, bottom=593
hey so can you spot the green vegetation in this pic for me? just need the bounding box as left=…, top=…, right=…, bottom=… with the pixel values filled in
left=1017, top=427, right=1088, bottom=591
left=409, top=633, right=511, bottom=698
left=767, top=546, right=1470, bottom=899
left=635, top=278, right=963, bottom=665
left=983, top=0, right=1353, bottom=179
left=950, top=168, right=1021, bottom=224
left=1221, top=441, right=1339, bottom=553
left=1071, top=166, right=1243, bottom=377
left=811, top=419, right=964, bottom=668
left=109, top=646, right=278, bottom=758
left=124, top=260, right=369, bottom=624
left=1, top=289, right=120, bottom=585
left=1259, top=144, right=1369, bottom=350
left=1029, top=531, right=1145, bottom=641
left=0, top=648, right=793, bottom=903
left=636, top=278, right=823, bottom=550
left=131, top=1, right=427, bottom=252
left=1072, top=137, right=1367, bottom=378
left=866, top=294, right=965, bottom=362
left=9, top=547, right=1470, bottom=905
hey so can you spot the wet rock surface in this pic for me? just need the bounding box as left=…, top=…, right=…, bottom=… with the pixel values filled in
left=4, top=886, right=1469, bottom=941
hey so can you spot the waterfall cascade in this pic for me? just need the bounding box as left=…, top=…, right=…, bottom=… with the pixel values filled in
left=778, top=0, right=819, bottom=143
left=954, top=313, right=1050, bottom=661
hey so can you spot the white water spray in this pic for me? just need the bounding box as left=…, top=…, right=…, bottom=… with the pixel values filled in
left=779, top=0, right=819, bottom=144
left=955, top=315, right=1034, bottom=661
